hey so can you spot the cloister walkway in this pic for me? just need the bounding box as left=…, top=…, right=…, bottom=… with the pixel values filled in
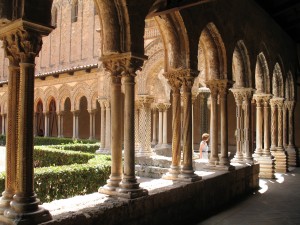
left=194, top=167, right=300, bottom=225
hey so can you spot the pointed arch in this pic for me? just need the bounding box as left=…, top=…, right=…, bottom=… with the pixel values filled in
left=198, top=22, right=227, bottom=81
left=255, top=52, right=270, bottom=94
left=71, top=0, right=79, bottom=23
left=58, top=85, right=72, bottom=112
left=285, top=71, right=295, bottom=100
left=232, top=40, right=252, bottom=88
left=51, top=5, right=58, bottom=27
left=272, top=63, right=284, bottom=98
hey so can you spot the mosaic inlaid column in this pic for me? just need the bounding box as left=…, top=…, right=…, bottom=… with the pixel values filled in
left=136, top=96, right=154, bottom=157
left=151, top=107, right=158, bottom=146
left=96, top=98, right=106, bottom=153
left=0, top=60, right=19, bottom=215
left=57, top=111, right=64, bottom=138
left=178, top=74, right=200, bottom=182
left=207, top=81, right=219, bottom=165
left=253, top=94, right=264, bottom=157
left=243, top=89, right=254, bottom=164
left=231, top=89, right=244, bottom=163
left=270, top=99, right=277, bottom=152
left=88, top=109, right=96, bottom=140
left=163, top=72, right=182, bottom=179
left=218, top=81, right=230, bottom=167
left=72, top=110, right=79, bottom=139
left=198, top=87, right=210, bottom=140
left=1, top=25, right=52, bottom=224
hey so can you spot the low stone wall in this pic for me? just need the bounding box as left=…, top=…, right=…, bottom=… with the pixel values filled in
left=41, top=164, right=259, bottom=225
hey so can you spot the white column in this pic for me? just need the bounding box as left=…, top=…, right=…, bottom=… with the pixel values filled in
left=151, top=108, right=158, bottom=146
left=97, top=99, right=106, bottom=152
left=57, top=111, right=64, bottom=138
left=1, top=115, right=5, bottom=135
left=162, top=103, right=170, bottom=148
left=44, top=112, right=49, bottom=137
left=89, top=109, right=96, bottom=140
left=104, top=100, right=111, bottom=150
left=253, top=95, right=264, bottom=157
left=72, top=110, right=79, bottom=139
left=156, top=104, right=163, bottom=147
left=270, top=99, right=277, bottom=152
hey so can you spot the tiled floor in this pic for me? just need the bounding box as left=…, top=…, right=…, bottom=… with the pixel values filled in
left=193, top=167, right=300, bottom=225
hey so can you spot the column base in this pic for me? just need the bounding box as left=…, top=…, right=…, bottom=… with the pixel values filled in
left=203, top=164, right=235, bottom=171
left=219, top=157, right=230, bottom=166
left=244, top=156, right=255, bottom=165
left=256, top=155, right=275, bottom=179
left=162, top=166, right=180, bottom=180
left=230, top=154, right=244, bottom=164
left=177, top=168, right=201, bottom=182
left=286, top=146, right=298, bottom=167
left=2, top=206, right=52, bottom=225
left=0, top=191, right=14, bottom=215
left=272, top=150, right=288, bottom=173
left=95, top=148, right=111, bottom=155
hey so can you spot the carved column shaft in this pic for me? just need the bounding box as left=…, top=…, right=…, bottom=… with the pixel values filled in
left=234, top=93, right=244, bottom=162
left=151, top=108, right=158, bottom=145
left=263, top=97, right=271, bottom=156
left=157, top=107, right=163, bottom=146
left=254, top=97, right=264, bottom=155
left=134, top=102, right=140, bottom=151
left=277, top=101, right=284, bottom=150
left=270, top=100, right=277, bottom=151
left=99, top=100, right=106, bottom=150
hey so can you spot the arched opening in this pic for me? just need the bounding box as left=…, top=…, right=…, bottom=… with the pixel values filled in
left=63, top=98, right=72, bottom=138
left=71, top=0, right=78, bottom=23
left=79, top=96, right=89, bottom=139
left=48, top=99, right=58, bottom=137
left=255, top=53, right=270, bottom=94
left=51, top=6, right=58, bottom=27
left=272, top=63, right=284, bottom=98
left=36, top=100, right=44, bottom=137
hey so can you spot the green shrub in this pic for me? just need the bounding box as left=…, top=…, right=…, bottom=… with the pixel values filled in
left=34, top=147, right=95, bottom=167
left=0, top=155, right=111, bottom=203
left=34, top=137, right=98, bottom=146
left=0, top=172, right=4, bottom=192
left=49, top=143, right=100, bottom=153
left=0, top=135, right=5, bottom=146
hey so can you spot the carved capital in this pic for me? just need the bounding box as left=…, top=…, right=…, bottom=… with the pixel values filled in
left=137, top=95, right=154, bottom=109
left=217, top=79, right=229, bottom=96
left=98, top=98, right=107, bottom=108
left=156, top=102, right=170, bottom=111
left=206, top=80, right=218, bottom=97
left=253, top=93, right=271, bottom=107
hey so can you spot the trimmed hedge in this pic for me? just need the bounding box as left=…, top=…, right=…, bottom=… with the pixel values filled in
left=34, top=137, right=98, bottom=146
left=0, top=172, right=4, bottom=193
left=34, top=147, right=95, bottom=167
left=49, top=143, right=100, bottom=154
left=0, top=155, right=111, bottom=203
left=0, top=136, right=98, bottom=146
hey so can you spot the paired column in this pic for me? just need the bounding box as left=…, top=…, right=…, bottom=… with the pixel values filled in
left=88, top=109, right=96, bottom=140
left=178, top=75, right=200, bottom=181
left=1, top=114, right=6, bottom=135
left=72, top=110, right=80, bottom=139
left=156, top=104, right=163, bottom=147
left=286, top=101, right=297, bottom=167
left=253, top=94, right=275, bottom=179
left=99, top=54, right=147, bottom=199
left=57, top=111, right=64, bottom=138
left=136, top=95, right=154, bottom=157
left=104, top=100, right=111, bottom=151
left=96, top=98, right=107, bottom=153
left=44, top=112, right=49, bottom=137
left=0, top=24, right=52, bottom=224
left=198, top=87, right=210, bottom=140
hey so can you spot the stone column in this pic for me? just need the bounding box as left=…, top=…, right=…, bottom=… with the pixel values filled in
left=231, top=89, right=244, bottom=163
left=218, top=80, right=230, bottom=167
left=72, top=110, right=79, bottom=139
left=273, top=98, right=288, bottom=173
left=151, top=107, right=158, bottom=146
left=253, top=94, right=264, bottom=157
left=162, top=103, right=170, bottom=148
left=198, top=87, right=210, bottom=141
left=282, top=102, right=288, bottom=149
left=44, top=112, right=49, bottom=137
left=104, top=100, right=111, bottom=151
left=206, top=81, right=219, bottom=166
left=57, top=111, right=64, bottom=138
left=99, top=70, right=122, bottom=193
left=134, top=101, right=141, bottom=152
left=258, top=95, right=275, bottom=179
left=88, top=109, right=96, bottom=140
left=163, top=72, right=182, bottom=179
left=136, top=95, right=154, bottom=157
left=118, top=57, right=147, bottom=199
left=270, top=99, right=277, bottom=152
left=96, top=98, right=106, bottom=153
left=1, top=115, right=5, bottom=135
left=286, top=101, right=297, bottom=167
left=0, top=60, right=19, bottom=215
left=0, top=25, right=52, bottom=224
left=178, top=74, right=200, bottom=182
left=243, top=89, right=254, bottom=164
left=156, top=103, right=164, bottom=148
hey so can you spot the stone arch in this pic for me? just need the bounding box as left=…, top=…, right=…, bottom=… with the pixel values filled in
left=44, top=86, right=59, bottom=109
left=255, top=52, right=270, bottom=94
left=272, top=63, right=284, bottom=98
left=45, top=96, right=57, bottom=112
left=34, top=88, right=46, bottom=106
left=154, top=12, right=190, bottom=70
left=285, top=71, right=295, bottom=100
left=98, top=69, right=111, bottom=98
left=58, top=85, right=72, bottom=112
left=72, top=83, right=89, bottom=111
left=90, top=92, right=99, bottom=110
left=232, top=40, right=252, bottom=88
left=198, top=22, right=227, bottom=81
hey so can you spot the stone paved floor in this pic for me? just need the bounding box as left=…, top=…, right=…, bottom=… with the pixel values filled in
left=193, top=167, right=300, bottom=225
